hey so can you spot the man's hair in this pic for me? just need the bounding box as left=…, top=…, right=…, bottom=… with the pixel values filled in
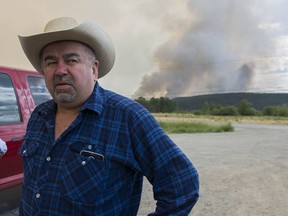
left=83, top=43, right=97, bottom=62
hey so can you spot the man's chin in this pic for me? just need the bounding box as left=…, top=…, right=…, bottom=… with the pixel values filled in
left=54, top=93, right=76, bottom=104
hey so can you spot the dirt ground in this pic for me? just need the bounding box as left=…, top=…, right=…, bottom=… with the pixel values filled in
left=138, top=123, right=288, bottom=215
left=2, top=123, right=288, bottom=216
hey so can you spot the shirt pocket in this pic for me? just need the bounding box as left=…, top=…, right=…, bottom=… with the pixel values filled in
left=59, top=149, right=106, bottom=205
left=18, top=141, right=40, bottom=185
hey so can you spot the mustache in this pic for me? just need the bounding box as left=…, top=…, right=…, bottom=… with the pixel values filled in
left=53, top=76, right=75, bottom=86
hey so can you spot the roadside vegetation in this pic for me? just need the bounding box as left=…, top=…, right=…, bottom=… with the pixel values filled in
left=159, top=121, right=234, bottom=134
left=135, top=97, right=288, bottom=133
left=135, top=97, right=288, bottom=117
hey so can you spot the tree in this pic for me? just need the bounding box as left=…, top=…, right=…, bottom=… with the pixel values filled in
left=238, top=99, right=257, bottom=116
left=135, top=97, right=177, bottom=113
left=135, top=97, right=150, bottom=110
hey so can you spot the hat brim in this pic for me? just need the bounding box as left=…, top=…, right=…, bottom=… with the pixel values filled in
left=18, top=22, right=115, bottom=78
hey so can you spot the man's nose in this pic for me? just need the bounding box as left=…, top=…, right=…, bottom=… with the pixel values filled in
left=55, top=61, right=68, bottom=76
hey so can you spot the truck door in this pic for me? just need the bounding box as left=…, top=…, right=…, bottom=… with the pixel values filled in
left=0, top=69, right=29, bottom=189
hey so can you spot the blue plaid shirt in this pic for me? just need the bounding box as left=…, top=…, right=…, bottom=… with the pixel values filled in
left=19, top=83, right=199, bottom=216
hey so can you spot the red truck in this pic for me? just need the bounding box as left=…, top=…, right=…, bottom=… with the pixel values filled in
left=0, top=66, right=51, bottom=213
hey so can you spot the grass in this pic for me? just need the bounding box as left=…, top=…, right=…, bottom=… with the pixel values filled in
left=153, top=112, right=288, bottom=134
left=153, top=113, right=288, bottom=125
left=159, top=121, right=234, bottom=134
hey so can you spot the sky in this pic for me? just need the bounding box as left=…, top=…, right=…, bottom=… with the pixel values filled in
left=1, top=0, right=288, bottom=98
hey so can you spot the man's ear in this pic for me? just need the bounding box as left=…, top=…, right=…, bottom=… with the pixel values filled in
left=92, top=60, right=99, bottom=81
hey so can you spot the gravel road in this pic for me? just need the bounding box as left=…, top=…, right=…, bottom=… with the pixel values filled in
left=2, top=123, right=288, bottom=216
left=138, top=123, right=288, bottom=215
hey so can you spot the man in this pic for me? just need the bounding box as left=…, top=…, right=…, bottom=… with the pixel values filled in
left=18, top=17, right=199, bottom=215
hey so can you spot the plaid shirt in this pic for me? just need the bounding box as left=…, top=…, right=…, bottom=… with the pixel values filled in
left=19, top=83, right=199, bottom=216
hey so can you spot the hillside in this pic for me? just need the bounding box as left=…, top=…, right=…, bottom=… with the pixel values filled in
left=173, top=93, right=288, bottom=111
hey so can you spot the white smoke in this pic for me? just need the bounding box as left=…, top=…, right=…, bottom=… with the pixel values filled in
left=135, top=0, right=288, bottom=98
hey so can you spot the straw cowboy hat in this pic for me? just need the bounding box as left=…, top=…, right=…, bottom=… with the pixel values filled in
left=18, top=17, right=115, bottom=78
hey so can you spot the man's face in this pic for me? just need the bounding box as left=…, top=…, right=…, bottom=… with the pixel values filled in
left=41, top=41, right=98, bottom=109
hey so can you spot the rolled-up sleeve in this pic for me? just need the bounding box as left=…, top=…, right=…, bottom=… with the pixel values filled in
left=129, top=109, right=200, bottom=215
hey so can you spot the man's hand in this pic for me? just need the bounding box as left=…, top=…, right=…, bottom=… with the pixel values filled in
left=0, top=138, right=7, bottom=158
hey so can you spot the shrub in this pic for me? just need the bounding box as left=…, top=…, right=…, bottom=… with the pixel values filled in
left=217, top=106, right=238, bottom=116
left=262, top=105, right=288, bottom=117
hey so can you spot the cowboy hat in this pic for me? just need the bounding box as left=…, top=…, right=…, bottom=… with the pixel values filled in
left=18, top=17, right=115, bottom=78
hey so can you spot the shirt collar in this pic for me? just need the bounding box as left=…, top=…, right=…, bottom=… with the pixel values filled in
left=81, top=82, right=105, bottom=115
left=38, top=82, right=105, bottom=117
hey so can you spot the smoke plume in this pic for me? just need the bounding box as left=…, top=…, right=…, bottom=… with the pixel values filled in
left=135, top=0, right=286, bottom=98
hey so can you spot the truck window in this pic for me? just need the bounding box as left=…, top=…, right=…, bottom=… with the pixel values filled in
left=0, top=73, right=21, bottom=124
left=27, top=76, right=51, bottom=106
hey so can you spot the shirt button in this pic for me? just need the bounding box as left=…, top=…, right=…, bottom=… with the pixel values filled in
left=36, top=193, right=41, bottom=198
left=82, top=161, right=86, bottom=165
left=46, top=156, right=51, bottom=161
left=88, top=145, right=92, bottom=150
left=22, top=150, right=27, bottom=154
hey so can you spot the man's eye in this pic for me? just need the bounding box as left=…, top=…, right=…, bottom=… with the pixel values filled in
left=67, top=59, right=78, bottom=63
left=46, top=61, right=57, bottom=66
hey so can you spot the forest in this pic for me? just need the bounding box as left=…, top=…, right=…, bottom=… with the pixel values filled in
left=135, top=93, right=288, bottom=117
